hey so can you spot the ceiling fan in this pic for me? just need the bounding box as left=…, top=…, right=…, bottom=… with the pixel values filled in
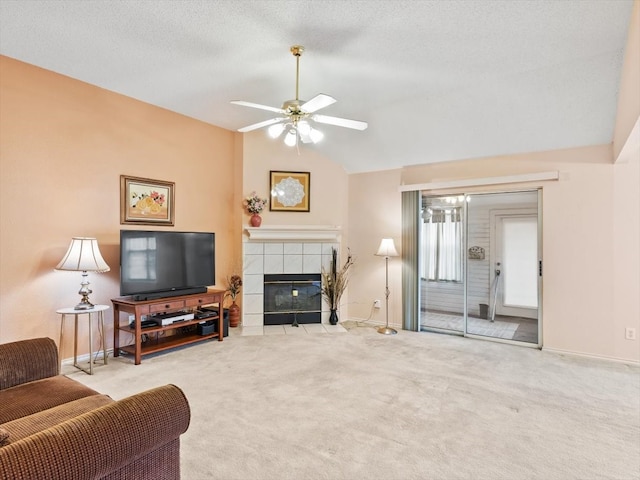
left=231, top=45, right=368, bottom=147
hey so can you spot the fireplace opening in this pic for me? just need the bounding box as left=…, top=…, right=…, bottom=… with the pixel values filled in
left=263, top=274, right=322, bottom=325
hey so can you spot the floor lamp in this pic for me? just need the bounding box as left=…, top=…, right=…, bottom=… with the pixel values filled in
left=375, top=238, right=399, bottom=335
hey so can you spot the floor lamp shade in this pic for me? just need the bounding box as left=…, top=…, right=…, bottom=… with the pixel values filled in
left=375, top=238, right=399, bottom=258
left=56, top=237, right=110, bottom=310
left=375, top=238, right=399, bottom=335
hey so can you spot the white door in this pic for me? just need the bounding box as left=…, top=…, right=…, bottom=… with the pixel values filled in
left=493, top=213, right=538, bottom=319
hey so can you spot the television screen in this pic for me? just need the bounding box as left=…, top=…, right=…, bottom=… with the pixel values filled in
left=120, top=230, right=215, bottom=298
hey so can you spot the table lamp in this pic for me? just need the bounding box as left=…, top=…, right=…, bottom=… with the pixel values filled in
left=55, top=237, right=110, bottom=310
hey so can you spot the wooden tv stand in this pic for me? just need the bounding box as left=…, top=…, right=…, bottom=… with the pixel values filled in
left=112, top=289, right=225, bottom=365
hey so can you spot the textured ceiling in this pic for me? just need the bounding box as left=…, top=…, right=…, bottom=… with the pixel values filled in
left=0, top=0, right=633, bottom=173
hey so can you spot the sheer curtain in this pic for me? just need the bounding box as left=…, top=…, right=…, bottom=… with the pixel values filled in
left=423, top=208, right=462, bottom=282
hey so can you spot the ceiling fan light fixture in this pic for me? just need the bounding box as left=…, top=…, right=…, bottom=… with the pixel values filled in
left=284, top=129, right=298, bottom=147
left=268, top=123, right=286, bottom=138
left=232, top=45, right=368, bottom=145
left=297, top=121, right=311, bottom=136
left=309, top=127, right=324, bottom=144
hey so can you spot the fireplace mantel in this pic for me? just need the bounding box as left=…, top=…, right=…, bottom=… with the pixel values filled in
left=245, top=225, right=341, bottom=242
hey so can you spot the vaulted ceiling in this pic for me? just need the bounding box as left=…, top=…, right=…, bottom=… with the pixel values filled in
left=0, top=1, right=633, bottom=173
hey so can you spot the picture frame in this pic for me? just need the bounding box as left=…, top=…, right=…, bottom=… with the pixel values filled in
left=269, top=171, right=310, bottom=212
left=120, top=175, right=175, bottom=225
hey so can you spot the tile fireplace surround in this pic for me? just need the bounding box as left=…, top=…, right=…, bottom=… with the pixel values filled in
left=242, top=225, right=341, bottom=327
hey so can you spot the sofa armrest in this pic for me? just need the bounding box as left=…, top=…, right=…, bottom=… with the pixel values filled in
left=0, top=384, right=191, bottom=480
left=0, top=338, right=59, bottom=390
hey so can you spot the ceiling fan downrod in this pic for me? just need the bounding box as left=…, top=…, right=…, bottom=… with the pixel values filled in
left=290, top=45, right=304, bottom=103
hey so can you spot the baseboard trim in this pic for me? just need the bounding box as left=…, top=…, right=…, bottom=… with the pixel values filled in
left=542, top=346, right=639, bottom=366
left=61, top=348, right=114, bottom=366
left=345, top=316, right=389, bottom=328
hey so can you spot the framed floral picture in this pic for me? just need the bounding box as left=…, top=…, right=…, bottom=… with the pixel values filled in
left=120, top=175, right=175, bottom=225
left=269, top=171, right=310, bottom=212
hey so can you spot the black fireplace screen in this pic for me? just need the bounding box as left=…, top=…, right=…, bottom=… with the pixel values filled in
left=263, top=274, right=322, bottom=325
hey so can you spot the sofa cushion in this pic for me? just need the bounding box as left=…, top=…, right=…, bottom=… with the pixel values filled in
left=0, top=394, right=113, bottom=445
left=0, top=375, right=100, bottom=424
left=0, top=428, right=8, bottom=447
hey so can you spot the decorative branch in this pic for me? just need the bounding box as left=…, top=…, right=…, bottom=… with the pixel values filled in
left=321, top=248, right=354, bottom=310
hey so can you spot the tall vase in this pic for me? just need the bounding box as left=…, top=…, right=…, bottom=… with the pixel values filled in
left=250, top=214, right=262, bottom=227
left=229, top=301, right=240, bottom=328
left=329, top=309, right=339, bottom=325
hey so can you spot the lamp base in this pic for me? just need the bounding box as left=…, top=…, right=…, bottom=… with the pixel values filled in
left=74, top=299, right=95, bottom=310
left=377, top=326, right=397, bottom=335
left=75, top=272, right=94, bottom=310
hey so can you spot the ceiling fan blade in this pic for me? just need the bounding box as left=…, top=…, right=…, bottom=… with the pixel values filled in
left=231, top=100, right=285, bottom=114
left=300, top=94, right=336, bottom=113
left=313, top=114, right=368, bottom=131
left=237, top=117, right=286, bottom=133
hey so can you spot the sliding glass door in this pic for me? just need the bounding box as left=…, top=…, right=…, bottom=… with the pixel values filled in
left=419, top=190, right=541, bottom=346
left=420, top=195, right=466, bottom=334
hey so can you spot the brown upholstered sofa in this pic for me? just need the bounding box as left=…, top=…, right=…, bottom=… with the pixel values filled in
left=0, top=337, right=191, bottom=480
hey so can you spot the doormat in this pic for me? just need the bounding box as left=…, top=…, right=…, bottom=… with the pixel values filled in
left=421, top=312, right=518, bottom=340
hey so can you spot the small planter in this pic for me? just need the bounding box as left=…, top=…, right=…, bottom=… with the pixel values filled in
left=228, top=301, right=240, bottom=327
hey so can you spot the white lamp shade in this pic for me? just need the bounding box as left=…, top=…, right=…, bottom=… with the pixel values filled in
left=309, top=127, right=324, bottom=143
left=268, top=123, right=286, bottom=138
left=297, top=121, right=311, bottom=136
left=284, top=129, right=298, bottom=147
left=375, top=238, right=399, bottom=257
left=55, top=237, right=110, bottom=272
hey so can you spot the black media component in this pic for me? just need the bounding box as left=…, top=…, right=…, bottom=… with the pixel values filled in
left=197, top=322, right=216, bottom=335
left=197, top=309, right=228, bottom=337
left=119, top=230, right=215, bottom=299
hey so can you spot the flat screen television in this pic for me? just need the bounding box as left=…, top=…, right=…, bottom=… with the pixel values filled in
left=120, top=230, right=215, bottom=300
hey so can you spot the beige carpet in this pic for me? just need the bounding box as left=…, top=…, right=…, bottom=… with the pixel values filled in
left=69, top=324, right=640, bottom=480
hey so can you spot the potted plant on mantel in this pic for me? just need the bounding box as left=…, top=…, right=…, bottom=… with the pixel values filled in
left=244, top=191, right=268, bottom=227
left=225, top=274, right=242, bottom=327
left=321, top=248, right=354, bottom=325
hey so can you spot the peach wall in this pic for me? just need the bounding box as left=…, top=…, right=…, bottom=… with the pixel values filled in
left=241, top=131, right=349, bottom=230
left=347, top=145, right=639, bottom=362
left=612, top=153, right=640, bottom=359
left=240, top=131, right=351, bottom=316
left=347, top=169, right=403, bottom=327
left=0, top=56, right=242, bottom=360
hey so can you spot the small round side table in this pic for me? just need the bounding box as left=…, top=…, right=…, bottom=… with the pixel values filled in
left=57, top=304, right=109, bottom=375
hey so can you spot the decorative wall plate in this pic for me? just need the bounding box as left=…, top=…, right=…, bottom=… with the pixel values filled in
left=270, top=171, right=310, bottom=212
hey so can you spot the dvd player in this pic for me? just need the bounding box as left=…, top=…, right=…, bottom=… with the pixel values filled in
left=151, top=311, right=195, bottom=326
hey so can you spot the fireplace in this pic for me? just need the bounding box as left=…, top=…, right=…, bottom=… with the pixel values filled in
left=242, top=225, right=342, bottom=327
left=263, top=274, right=322, bottom=325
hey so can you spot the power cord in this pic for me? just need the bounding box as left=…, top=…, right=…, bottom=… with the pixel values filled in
left=354, top=301, right=378, bottom=326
